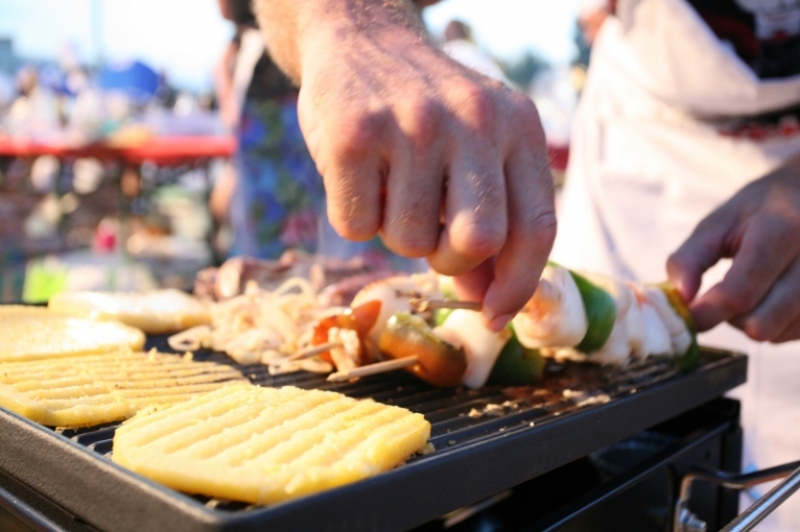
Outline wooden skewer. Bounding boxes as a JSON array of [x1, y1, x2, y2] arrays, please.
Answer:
[[327, 356, 419, 382], [408, 298, 482, 313], [289, 341, 343, 361]]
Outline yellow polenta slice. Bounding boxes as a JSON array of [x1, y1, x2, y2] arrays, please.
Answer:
[[0, 312, 145, 362], [113, 385, 431, 505], [0, 350, 247, 427], [48, 289, 210, 335], [0, 305, 55, 317]]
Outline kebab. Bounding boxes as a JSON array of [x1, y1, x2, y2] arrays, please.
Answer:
[[301, 273, 550, 389], [509, 264, 698, 370], [304, 264, 698, 388]]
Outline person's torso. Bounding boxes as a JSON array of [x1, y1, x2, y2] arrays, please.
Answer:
[[553, 0, 800, 284], [687, 0, 800, 80]]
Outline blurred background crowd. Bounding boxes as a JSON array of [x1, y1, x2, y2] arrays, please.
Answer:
[[0, 0, 589, 303]]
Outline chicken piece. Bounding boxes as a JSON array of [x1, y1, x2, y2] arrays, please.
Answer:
[[435, 310, 511, 389], [642, 286, 693, 356], [351, 274, 441, 349], [512, 264, 588, 349], [327, 327, 362, 373], [578, 273, 644, 365]]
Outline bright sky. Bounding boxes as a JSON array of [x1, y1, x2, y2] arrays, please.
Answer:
[[0, 0, 579, 90], [424, 0, 580, 63]]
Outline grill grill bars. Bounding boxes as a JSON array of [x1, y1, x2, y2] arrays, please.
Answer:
[[0, 338, 747, 532], [54, 340, 724, 510]]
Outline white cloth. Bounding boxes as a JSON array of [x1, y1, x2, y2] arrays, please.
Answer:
[[552, 1, 800, 529], [442, 39, 513, 87]]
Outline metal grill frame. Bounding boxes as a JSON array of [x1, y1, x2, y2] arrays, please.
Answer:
[[0, 346, 746, 532]]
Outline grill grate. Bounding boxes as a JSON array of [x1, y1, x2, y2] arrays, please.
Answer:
[[53, 337, 712, 512], [0, 337, 747, 532], [0, 328, 747, 532]]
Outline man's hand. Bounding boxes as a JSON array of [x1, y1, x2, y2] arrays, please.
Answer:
[[255, 0, 556, 330], [667, 162, 800, 342]]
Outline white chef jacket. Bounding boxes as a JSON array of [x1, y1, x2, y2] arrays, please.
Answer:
[[551, 1, 800, 529]]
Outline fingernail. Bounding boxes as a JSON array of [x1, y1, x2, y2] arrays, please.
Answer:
[[488, 313, 514, 333]]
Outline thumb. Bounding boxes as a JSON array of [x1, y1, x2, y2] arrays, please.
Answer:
[[452, 258, 494, 303], [666, 219, 729, 303]]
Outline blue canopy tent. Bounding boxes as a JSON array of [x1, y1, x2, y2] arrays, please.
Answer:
[[97, 60, 159, 101]]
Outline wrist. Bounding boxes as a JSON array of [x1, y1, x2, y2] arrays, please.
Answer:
[[295, 0, 427, 79]]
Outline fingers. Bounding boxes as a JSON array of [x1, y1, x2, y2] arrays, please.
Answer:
[[298, 36, 557, 321], [666, 212, 731, 303], [380, 102, 446, 257], [316, 109, 387, 242], [482, 125, 556, 330], [729, 258, 800, 342], [773, 316, 800, 343], [689, 216, 800, 331], [426, 145, 508, 276], [453, 259, 495, 303], [425, 81, 509, 277]]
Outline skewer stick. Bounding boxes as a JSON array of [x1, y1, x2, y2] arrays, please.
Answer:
[[289, 341, 342, 361], [327, 356, 419, 382], [408, 298, 482, 313]]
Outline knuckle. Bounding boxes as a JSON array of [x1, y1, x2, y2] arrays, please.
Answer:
[[331, 211, 378, 242], [665, 253, 683, 274], [718, 287, 759, 316], [401, 99, 442, 145], [383, 205, 439, 258], [507, 96, 546, 141], [452, 219, 506, 259], [331, 110, 389, 161], [743, 317, 778, 342], [453, 84, 496, 131], [326, 185, 379, 242], [385, 231, 438, 258], [512, 204, 557, 244], [526, 210, 558, 246], [512, 96, 542, 126]]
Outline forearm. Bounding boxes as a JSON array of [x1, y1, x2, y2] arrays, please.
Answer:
[[252, 0, 427, 84]]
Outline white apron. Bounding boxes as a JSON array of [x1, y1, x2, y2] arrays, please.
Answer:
[[552, 1, 800, 529]]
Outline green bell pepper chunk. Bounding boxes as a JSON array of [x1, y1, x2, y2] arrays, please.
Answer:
[[570, 270, 617, 354], [656, 282, 700, 372], [489, 327, 545, 385], [435, 308, 454, 327]]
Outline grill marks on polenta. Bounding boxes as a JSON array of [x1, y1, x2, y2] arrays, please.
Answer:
[[112, 385, 431, 505], [0, 350, 247, 427]]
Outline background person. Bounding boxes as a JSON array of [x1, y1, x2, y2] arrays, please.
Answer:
[[441, 20, 511, 87], [552, 1, 800, 529], [213, 0, 323, 260], [213, 0, 425, 271]]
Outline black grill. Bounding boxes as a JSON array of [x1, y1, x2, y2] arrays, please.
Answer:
[[0, 339, 747, 532]]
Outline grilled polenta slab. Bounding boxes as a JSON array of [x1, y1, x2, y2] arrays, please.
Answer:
[[48, 289, 211, 335], [0, 350, 247, 427], [0, 311, 145, 362], [113, 385, 431, 504], [0, 305, 57, 317]]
